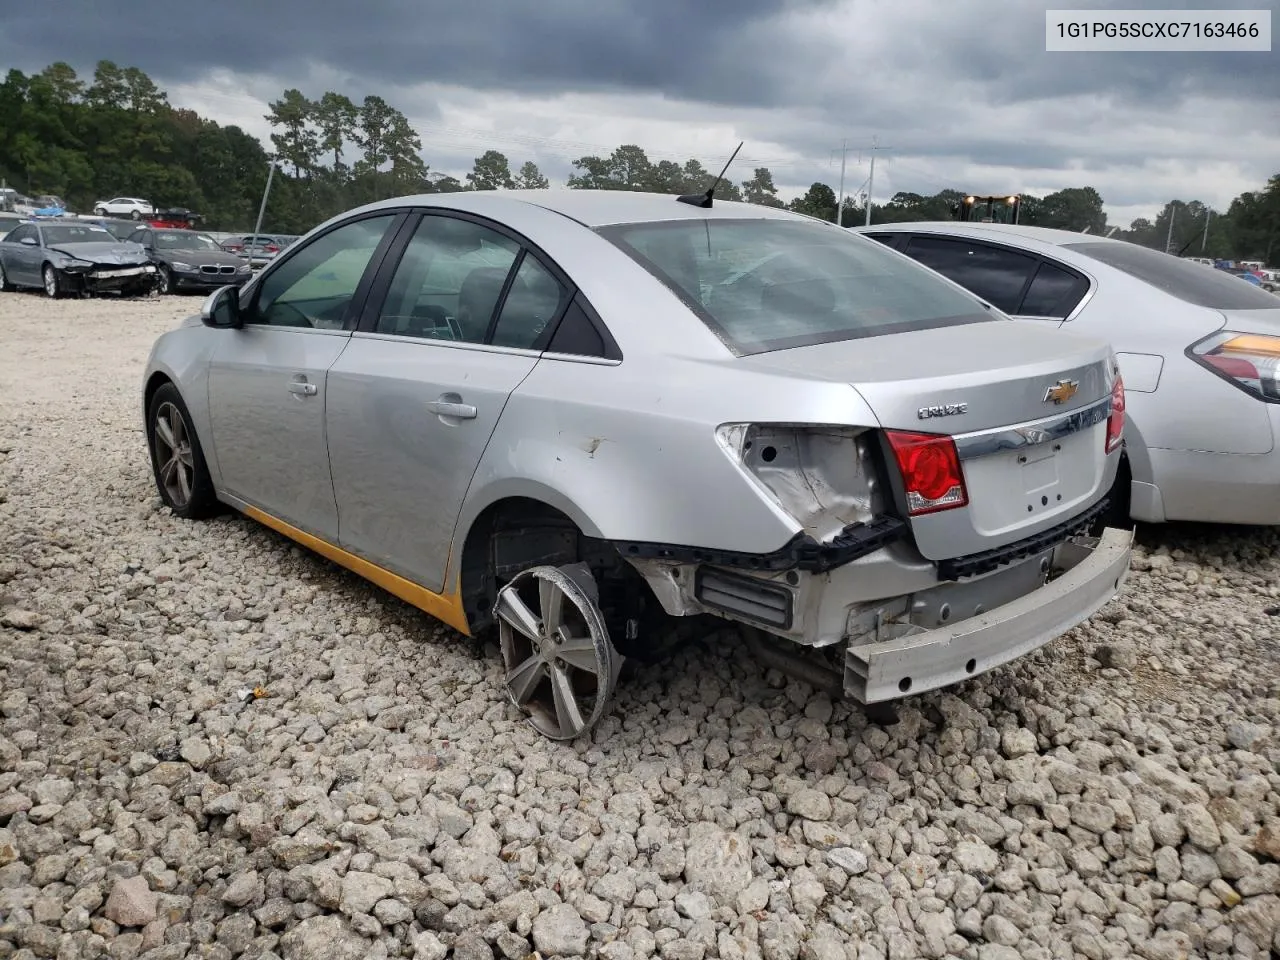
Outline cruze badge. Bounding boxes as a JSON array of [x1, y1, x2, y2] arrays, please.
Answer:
[[1043, 379, 1079, 405], [918, 402, 968, 419]]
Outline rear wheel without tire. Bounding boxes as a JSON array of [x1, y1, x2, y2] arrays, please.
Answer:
[[146, 383, 219, 519], [495, 563, 623, 741]]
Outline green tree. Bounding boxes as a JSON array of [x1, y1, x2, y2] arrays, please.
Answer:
[[265, 89, 318, 178], [468, 149, 514, 190], [1226, 175, 1280, 263], [314, 91, 358, 169], [568, 144, 654, 190], [513, 160, 549, 189], [38, 63, 83, 105], [790, 182, 837, 221], [741, 167, 783, 207], [1034, 187, 1106, 233]]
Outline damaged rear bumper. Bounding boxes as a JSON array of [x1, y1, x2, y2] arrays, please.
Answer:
[[844, 525, 1133, 703]]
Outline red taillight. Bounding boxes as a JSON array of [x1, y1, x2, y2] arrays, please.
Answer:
[[266, 244, 279, 252], [1105, 374, 1125, 453], [886, 431, 969, 516]]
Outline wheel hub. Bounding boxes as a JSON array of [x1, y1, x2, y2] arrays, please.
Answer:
[[494, 563, 623, 741]]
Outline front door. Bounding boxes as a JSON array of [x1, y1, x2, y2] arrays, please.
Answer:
[[206, 213, 400, 541], [326, 213, 570, 590]]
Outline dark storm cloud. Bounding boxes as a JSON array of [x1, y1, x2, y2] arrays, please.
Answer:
[[0, 0, 836, 108]]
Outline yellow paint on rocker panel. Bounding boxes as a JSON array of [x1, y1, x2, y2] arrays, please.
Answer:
[[241, 506, 472, 635]]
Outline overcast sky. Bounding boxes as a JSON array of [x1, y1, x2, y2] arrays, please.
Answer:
[[2, 0, 1276, 226]]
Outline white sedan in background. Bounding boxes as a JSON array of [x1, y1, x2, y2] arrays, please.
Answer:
[[856, 222, 1280, 527], [93, 197, 155, 220]]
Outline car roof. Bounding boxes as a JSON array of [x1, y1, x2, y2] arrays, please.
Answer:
[[850, 220, 1126, 249], [357, 188, 812, 228]]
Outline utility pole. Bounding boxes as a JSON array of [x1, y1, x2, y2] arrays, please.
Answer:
[[832, 139, 853, 226], [251, 160, 276, 262], [1202, 209, 1211, 252], [1164, 204, 1176, 254], [864, 138, 892, 227]]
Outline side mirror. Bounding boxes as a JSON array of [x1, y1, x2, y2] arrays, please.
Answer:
[[20, 237, 36, 246], [201, 285, 243, 329]]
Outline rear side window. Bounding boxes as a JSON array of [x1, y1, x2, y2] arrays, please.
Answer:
[[1064, 241, 1280, 310], [1019, 260, 1091, 318], [902, 235, 1038, 314], [598, 218, 992, 356]]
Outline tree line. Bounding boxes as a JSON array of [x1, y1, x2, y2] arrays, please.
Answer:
[[0, 61, 1275, 262]]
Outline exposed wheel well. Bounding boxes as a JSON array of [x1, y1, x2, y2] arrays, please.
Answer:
[[144, 372, 174, 417], [458, 496, 668, 654]]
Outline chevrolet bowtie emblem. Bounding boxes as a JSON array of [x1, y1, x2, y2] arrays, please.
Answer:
[[1043, 379, 1079, 405]]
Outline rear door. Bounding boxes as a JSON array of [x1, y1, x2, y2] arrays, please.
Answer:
[[205, 211, 403, 541], [325, 211, 572, 591]]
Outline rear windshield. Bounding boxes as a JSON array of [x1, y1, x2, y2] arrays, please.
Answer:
[[1064, 241, 1279, 310], [598, 218, 994, 355]]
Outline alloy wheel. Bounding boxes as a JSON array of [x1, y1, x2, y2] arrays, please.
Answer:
[[495, 563, 622, 741], [43, 266, 59, 298], [153, 401, 195, 507]]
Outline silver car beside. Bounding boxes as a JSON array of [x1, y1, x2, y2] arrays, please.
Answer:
[[0, 221, 156, 297], [856, 222, 1280, 526], [141, 191, 1132, 740]]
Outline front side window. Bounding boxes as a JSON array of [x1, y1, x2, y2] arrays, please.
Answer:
[[1064, 241, 1280, 310], [5, 225, 35, 244], [249, 214, 395, 329], [599, 218, 993, 355], [375, 216, 520, 342], [901, 235, 1038, 314]]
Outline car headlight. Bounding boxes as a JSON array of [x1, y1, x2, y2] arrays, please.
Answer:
[[61, 259, 93, 272], [171, 261, 194, 271]]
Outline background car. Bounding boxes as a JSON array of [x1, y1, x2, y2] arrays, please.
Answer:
[[93, 197, 155, 219], [128, 226, 251, 293], [79, 216, 145, 241], [855, 221, 1280, 527], [0, 220, 155, 297], [219, 233, 282, 268], [0, 214, 26, 241], [142, 190, 1131, 741]]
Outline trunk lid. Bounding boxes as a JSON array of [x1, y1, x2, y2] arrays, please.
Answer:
[[740, 320, 1120, 561]]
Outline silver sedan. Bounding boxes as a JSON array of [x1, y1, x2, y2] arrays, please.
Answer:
[[142, 191, 1132, 740]]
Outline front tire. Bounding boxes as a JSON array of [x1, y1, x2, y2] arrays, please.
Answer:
[[146, 383, 219, 519], [94, 206, 107, 216], [43, 264, 63, 299], [155, 264, 172, 295], [131, 209, 143, 220]]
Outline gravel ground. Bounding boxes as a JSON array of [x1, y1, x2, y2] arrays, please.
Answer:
[[1, 291, 1279, 960]]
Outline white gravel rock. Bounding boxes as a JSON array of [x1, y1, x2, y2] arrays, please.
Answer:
[[1, 295, 1278, 960]]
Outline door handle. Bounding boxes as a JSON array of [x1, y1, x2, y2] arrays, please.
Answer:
[[425, 399, 478, 420], [288, 381, 318, 396]]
